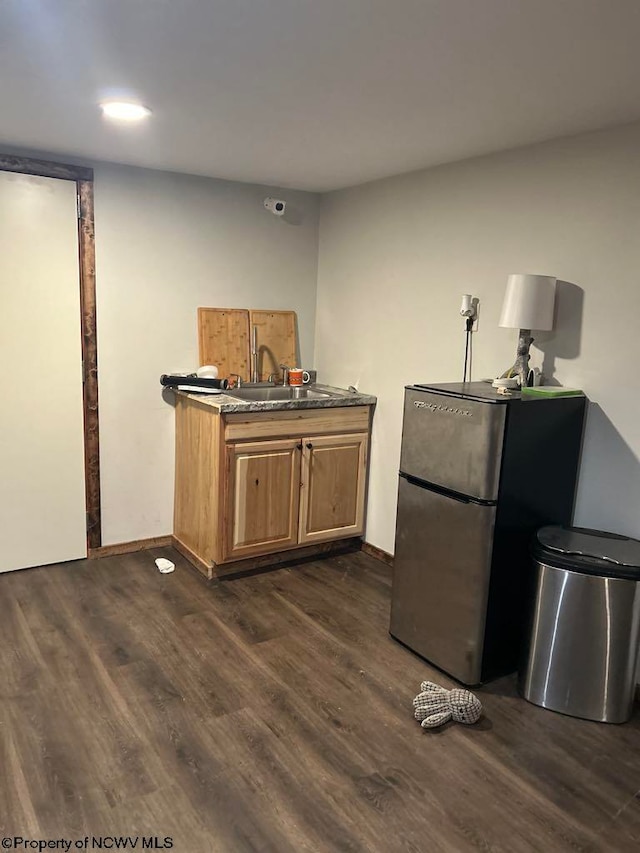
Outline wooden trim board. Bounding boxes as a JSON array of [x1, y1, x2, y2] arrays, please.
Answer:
[[92, 536, 393, 574], [172, 535, 214, 579], [361, 541, 394, 567], [174, 533, 362, 581], [214, 537, 362, 579], [77, 178, 101, 549], [0, 154, 93, 182], [89, 536, 173, 559]]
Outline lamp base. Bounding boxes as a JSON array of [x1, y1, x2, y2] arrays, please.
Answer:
[[515, 328, 533, 388], [498, 328, 533, 388]]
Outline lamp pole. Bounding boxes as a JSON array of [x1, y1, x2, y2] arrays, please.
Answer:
[[516, 328, 533, 388]]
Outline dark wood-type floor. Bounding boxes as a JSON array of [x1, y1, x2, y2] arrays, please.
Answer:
[[1, 548, 639, 852]]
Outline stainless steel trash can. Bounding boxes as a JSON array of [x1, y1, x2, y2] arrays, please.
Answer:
[[520, 526, 640, 723]]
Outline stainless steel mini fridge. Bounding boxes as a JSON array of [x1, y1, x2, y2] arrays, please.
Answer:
[[389, 382, 586, 685]]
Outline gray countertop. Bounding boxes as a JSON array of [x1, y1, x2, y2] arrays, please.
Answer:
[[171, 383, 377, 414]]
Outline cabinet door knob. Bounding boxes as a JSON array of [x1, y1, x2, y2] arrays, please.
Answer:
[[297, 442, 303, 450], [306, 442, 313, 450]]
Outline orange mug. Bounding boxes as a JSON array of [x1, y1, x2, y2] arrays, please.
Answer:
[[288, 368, 311, 386]]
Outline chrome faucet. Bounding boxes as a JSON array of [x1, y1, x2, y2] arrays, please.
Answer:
[[279, 364, 290, 386], [251, 325, 259, 383]]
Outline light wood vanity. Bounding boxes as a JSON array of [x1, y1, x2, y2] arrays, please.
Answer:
[[172, 391, 375, 578]]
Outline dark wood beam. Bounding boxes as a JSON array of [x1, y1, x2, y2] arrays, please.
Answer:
[[0, 153, 93, 182]]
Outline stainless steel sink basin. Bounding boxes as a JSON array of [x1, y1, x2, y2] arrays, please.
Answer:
[[226, 385, 337, 402]]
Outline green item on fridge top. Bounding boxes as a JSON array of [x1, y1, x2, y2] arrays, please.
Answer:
[[521, 386, 584, 398]]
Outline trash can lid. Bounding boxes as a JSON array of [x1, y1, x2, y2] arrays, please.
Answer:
[[534, 526, 640, 580]]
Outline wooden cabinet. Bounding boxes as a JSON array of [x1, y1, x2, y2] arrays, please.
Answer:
[[299, 433, 368, 544], [224, 439, 301, 560], [173, 397, 373, 578]]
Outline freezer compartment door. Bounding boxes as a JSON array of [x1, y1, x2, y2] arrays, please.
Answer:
[[390, 475, 496, 684], [400, 388, 506, 501]]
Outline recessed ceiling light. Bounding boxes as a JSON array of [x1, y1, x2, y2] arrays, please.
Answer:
[[100, 101, 152, 121]]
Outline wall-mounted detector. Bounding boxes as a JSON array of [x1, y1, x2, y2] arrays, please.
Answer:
[[264, 197, 286, 216]]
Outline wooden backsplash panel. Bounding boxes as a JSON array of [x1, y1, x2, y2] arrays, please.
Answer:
[[198, 308, 250, 380], [249, 310, 298, 381]]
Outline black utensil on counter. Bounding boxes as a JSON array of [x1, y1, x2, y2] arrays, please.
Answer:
[[160, 374, 229, 390]]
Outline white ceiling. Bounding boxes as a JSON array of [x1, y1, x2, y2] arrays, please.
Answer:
[[2, 1, 640, 191]]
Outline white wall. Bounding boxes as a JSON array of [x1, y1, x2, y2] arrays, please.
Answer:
[[315, 121, 640, 554], [94, 163, 319, 544]]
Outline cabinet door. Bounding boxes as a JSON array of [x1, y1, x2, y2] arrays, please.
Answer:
[[299, 432, 368, 544], [223, 439, 301, 560]]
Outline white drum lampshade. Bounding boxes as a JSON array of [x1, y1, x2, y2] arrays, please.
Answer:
[[499, 274, 556, 331], [498, 274, 556, 388]]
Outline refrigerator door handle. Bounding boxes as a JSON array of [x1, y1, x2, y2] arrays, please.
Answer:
[[403, 473, 470, 502], [400, 472, 496, 506]]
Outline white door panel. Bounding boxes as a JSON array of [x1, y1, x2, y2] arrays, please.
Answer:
[[0, 172, 87, 571]]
